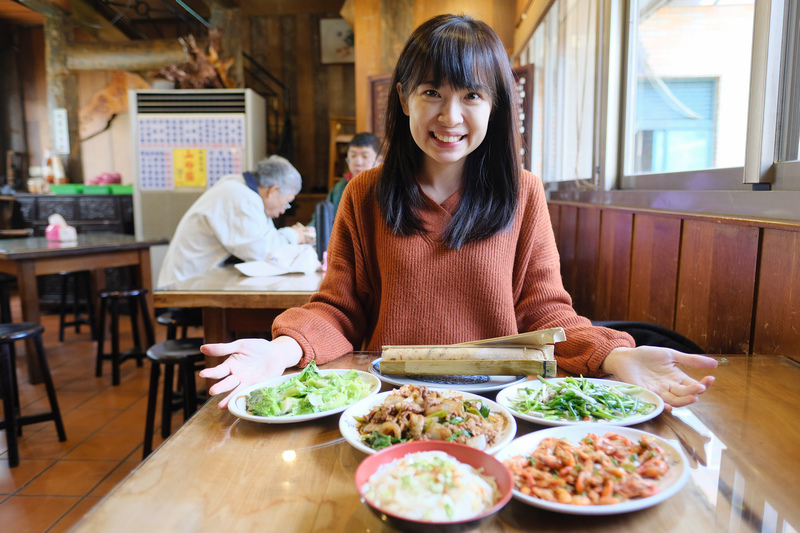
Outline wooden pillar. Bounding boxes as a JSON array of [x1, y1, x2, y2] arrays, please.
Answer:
[[44, 15, 82, 182], [209, 6, 244, 88]]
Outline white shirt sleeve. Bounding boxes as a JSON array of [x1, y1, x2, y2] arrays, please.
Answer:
[[205, 180, 293, 262]]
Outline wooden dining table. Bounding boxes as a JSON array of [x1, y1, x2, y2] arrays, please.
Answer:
[[71, 353, 799, 532], [153, 266, 324, 343], [0, 233, 167, 383]]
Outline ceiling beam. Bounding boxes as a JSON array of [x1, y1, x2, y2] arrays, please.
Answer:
[[66, 39, 194, 71]]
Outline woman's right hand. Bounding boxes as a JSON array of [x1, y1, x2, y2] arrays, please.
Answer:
[[199, 336, 303, 409]]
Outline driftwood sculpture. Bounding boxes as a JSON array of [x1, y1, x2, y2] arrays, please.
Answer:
[[156, 29, 236, 89]]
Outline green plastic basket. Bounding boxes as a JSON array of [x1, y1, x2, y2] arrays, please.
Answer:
[[50, 184, 83, 194], [82, 185, 111, 195], [109, 184, 133, 195]]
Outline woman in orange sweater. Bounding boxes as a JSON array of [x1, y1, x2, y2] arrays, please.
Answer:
[[200, 14, 716, 410]]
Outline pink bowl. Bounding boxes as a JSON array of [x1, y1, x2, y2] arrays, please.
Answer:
[[355, 440, 513, 532]]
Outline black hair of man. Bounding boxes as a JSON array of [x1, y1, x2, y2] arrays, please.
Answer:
[[349, 132, 380, 154]]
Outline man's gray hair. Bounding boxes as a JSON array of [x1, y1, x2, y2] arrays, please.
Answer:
[[254, 155, 302, 194]]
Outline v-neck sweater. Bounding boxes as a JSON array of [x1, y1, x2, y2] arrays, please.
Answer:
[[272, 166, 634, 376]]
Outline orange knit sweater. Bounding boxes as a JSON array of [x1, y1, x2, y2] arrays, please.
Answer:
[[272, 167, 634, 376]]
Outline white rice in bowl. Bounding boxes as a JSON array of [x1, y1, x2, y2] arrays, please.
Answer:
[[362, 450, 501, 522]]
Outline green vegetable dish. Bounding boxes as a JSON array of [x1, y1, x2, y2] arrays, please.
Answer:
[[245, 362, 373, 417], [509, 376, 655, 422]]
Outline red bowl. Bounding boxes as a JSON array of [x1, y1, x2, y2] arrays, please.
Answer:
[[355, 440, 513, 532]]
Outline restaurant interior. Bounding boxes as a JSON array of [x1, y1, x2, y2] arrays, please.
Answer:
[[0, 0, 799, 532]]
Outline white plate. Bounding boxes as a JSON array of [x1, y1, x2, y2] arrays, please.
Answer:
[[228, 369, 381, 424], [495, 378, 664, 427], [494, 425, 690, 515], [369, 357, 527, 393], [339, 387, 517, 455]]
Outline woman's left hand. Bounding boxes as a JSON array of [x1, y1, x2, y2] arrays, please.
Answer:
[[602, 346, 718, 411]]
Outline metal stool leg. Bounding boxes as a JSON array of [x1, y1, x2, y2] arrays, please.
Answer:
[[83, 272, 97, 341], [138, 291, 155, 348], [181, 359, 199, 420], [58, 274, 69, 342], [161, 363, 174, 439], [143, 359, 160, 459], [110, 298, 121, 386], [0, 344, 19, 467], [128, 296, 144, 367], [32, 333, 66, 441], [95, 295, 107, 377]]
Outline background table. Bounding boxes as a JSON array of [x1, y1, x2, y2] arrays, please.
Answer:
[[0, 234, 167, 382], [154, 266, 323, 343], [72, 354, 800, 532]]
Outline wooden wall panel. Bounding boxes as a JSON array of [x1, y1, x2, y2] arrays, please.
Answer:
[[557, 205, 578, 300], [250, 11, 354, 192], [595, 210, 633, 321], [675, 220, 759, 354], [753, 228, 800, 357], [547, 202, 559, 241], [628, 213, 681, 328], [573, 207, 600, 319]]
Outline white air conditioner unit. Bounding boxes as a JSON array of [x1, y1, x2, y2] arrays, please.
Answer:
[[129, 89, 267, 285]]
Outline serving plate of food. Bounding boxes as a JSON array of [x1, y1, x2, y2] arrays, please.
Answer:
[[339, 384, 517, 455], [495, 376, 663, 426], [370, 358, 527, 393], [227, 362, 381, 424], [355, 440, 513, 532], [493, 425, 690, 515]]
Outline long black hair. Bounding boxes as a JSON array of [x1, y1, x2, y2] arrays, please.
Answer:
[[378, 14, 521, 249]]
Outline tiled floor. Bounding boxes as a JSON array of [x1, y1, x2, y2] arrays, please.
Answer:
[[0, 295, 201, 532]]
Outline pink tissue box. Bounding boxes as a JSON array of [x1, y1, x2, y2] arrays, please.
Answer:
[[45, 224, 77, 241]]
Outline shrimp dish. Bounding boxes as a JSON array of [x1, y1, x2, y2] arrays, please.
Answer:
[[503, 431, 671, 505], [355, 384, 507, 451]]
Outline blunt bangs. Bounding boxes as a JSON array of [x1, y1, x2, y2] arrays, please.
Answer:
[[400, 18, 499, 103]]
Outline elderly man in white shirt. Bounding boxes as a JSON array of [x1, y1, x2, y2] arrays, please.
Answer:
[[157, 155, 306, 288]]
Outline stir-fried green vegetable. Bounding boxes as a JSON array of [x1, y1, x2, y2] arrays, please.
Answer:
[[509, 376, 655, 421], [245, 362, 372, 417]]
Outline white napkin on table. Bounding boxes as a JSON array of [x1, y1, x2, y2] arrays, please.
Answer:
[[235, 244, 321, 277]]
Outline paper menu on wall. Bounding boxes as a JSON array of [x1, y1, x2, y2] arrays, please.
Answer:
[[137, 115, 244, 191]]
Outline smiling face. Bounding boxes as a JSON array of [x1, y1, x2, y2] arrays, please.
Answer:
[[398, 81, 493, 177]]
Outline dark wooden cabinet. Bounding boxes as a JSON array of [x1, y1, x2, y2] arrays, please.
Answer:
[[14, 193, 134, 306], [15, 193, 134, 236]]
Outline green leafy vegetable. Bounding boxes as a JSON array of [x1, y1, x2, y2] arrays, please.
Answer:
[[509, 376, 655, 421], [245, 362, 372, 417]]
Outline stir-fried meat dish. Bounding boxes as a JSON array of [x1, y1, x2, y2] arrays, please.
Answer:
[[355, 384, 506, 450]]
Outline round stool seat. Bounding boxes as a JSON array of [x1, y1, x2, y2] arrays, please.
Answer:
[[0, 322, 45, 342], [147, 338, 205, 362], [99, 287, 148, 298]]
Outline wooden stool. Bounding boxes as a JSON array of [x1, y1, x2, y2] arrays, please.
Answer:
[[156, 308, 202, 341], [142, 338, 205, 458], [58, 270, 96, 341], [0, 322, 67, 468], [96, 287, 155, 386]]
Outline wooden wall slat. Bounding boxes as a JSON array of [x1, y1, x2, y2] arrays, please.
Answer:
[[547, 202, 559, 241], [675, 220, 759, 354], [753, 228, 800, 357], [573, 207, 600, 319], [628, 213, 681, 329], [557, 205, 578, 300], [595, 211, 633, 321]]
